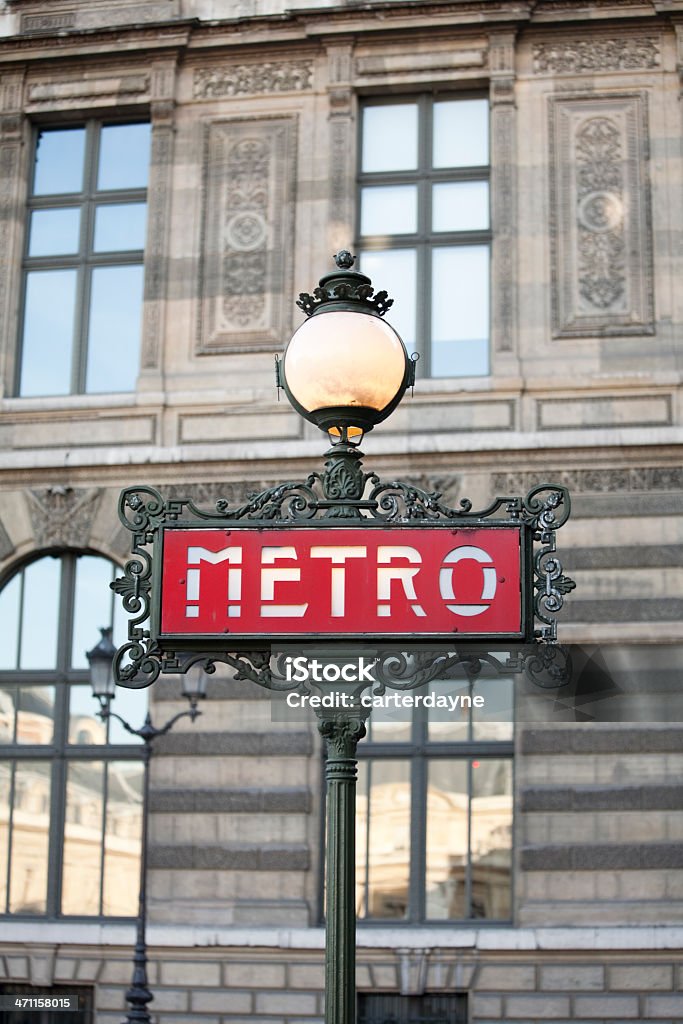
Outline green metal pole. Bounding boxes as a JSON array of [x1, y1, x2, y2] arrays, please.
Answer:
[[318, 713, 367, 1024]]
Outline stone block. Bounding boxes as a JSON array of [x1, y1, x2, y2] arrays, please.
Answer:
[[370, 965, 398, 988], [256, 993, 318, 1015], [289, 963, 325, 989], [151, 988, 190, 1012], [96, 987, 127, 1011], [191, 990, 253, 1013], [574, 994, 640, 1017], [540, 965, 604, 991], [644, 995, 683, 1017], [471, 994, 503, 1018], [5, 958, 29, 980], [53, 959, 77, 981], [476, 965, 536, 991], [160, 961, 220, 987], [224, 962, 286, 988], [75, 960, 101, 982], [505, 994, 571, 1018], [609, 965, 673, 991], [98, 960, 137, 984], [357, 965, 373, 988]]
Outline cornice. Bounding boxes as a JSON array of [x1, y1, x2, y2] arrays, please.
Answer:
[[0, 19, 196, 64]]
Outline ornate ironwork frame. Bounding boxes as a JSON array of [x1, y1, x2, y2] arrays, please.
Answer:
[[110, 449, 575, 691]]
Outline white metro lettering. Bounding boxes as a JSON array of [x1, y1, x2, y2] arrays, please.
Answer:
[[186, 546, 242, 618], [260, 546, 308, 617], [376, 545, 426, 617], [310, 546, 367, 617], [439, 545, 497, 617]]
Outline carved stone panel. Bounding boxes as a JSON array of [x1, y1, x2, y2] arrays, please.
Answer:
[[533, 37, 660, 75], [26, 487, 101, 550], [549, 94, 653, 338], [197, 117, 297, 354]]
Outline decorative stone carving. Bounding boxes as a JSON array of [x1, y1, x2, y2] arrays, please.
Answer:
[[26, 487, 101, 549], [491, 467, 683, 495], [0, 70, 25, 395], [326, 42, 355, 251], [197, 117, 297, 354], [0, 517, 15, 561], [549, 94, 653, 337], [193, 62, 313, 100], [489, 31, 517, 354], [27, 76, 148, 107], [533, 37, 660, 74], [141, 59, 176, 370]]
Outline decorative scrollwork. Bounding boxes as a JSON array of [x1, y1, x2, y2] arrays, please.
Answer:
[[369, 479, 473, 521]]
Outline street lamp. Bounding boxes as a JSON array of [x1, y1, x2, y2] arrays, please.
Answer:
[[86, 629, 206, 1024], [277, 252, 415, 1024]]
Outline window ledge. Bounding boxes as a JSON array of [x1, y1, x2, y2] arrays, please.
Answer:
[[2, 921, 683, 951]]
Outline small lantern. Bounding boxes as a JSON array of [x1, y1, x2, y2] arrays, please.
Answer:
[[86, 626, 117, 703]]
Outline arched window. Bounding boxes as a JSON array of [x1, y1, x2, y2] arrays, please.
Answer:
[[0, 552, 146, 918]]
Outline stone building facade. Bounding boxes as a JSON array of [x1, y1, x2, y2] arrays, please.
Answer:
[[0, 0, 682, 1022]]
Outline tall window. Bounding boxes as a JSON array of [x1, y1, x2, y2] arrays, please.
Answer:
[[355, 674, 513, 922], [17, 121, 151, 397], [358, 96, 490, 378], [0, 553, 146, 918]]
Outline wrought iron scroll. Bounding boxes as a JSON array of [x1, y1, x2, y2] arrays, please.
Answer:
[[110, 469, 575, 689]]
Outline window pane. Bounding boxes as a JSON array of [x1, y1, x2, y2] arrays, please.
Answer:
[[360, 185, 417, 237], [426, 760, 468, 919], [16, 686, 55, 745], [431, 246, 489, 377], [71, 556, 115, 669], [471, 759, 512, 919], [433, 99, 488, 168], [366, 698, 412, 743], [19, 558, 60, 670], [362, 104, 418, 172], [94, 202, 147, 253], [9, 761, 51, 914], [85, 264, 143, 393], [33, 128, 85, 195], [107, 687, 146, 745], [432, 181, 489, 232], [0, 761, 9, 910], [68, 685, 106, 746], [20, 269, 77, 396], [0, 573, 21, 670], [358, 760, 411, 919], [0, 689, 15, 743], [359, 249, 417, 354], [97, 123, 151, 190], [28, 208, 81, 257], [62, 761, 104, 915], [427, 680, 470, 742], [102, 761, 142, 915], [472, 677, 514, 741]]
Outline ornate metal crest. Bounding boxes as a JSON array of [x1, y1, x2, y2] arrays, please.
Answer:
[[110, 449, 575, 692]]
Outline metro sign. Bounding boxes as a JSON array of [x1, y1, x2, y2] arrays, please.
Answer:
[[157, 525, 527, 641]]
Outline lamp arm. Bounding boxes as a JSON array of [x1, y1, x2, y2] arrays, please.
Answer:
[[97, 704, 202, 742]]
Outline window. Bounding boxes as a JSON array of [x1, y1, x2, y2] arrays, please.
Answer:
[[358, 96, 490, 378], [0, 553, 146, 918], [355, 674, 513, 922], [358, 993, 467, 1024], [17, 121, 151, 397]]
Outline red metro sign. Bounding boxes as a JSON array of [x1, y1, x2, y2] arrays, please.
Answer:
[[158, 525, 526, 641]]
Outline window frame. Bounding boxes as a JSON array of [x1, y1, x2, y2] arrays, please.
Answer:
[[354, 679, 514, 926], [0, 551, 144, 921], [356, 92, 492, 379], [16, 118, 149, 398]]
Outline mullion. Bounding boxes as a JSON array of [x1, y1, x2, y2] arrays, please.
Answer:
[[74, 123, 98, 394]]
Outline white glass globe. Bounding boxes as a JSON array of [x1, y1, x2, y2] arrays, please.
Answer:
[[284, 311, 407, 416]]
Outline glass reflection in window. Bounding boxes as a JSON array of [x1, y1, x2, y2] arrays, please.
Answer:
[[356, 760, 411, 919], [471, 759, 512, 919], [426, 760, 468, 919], [8, 761, 51, 914]]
